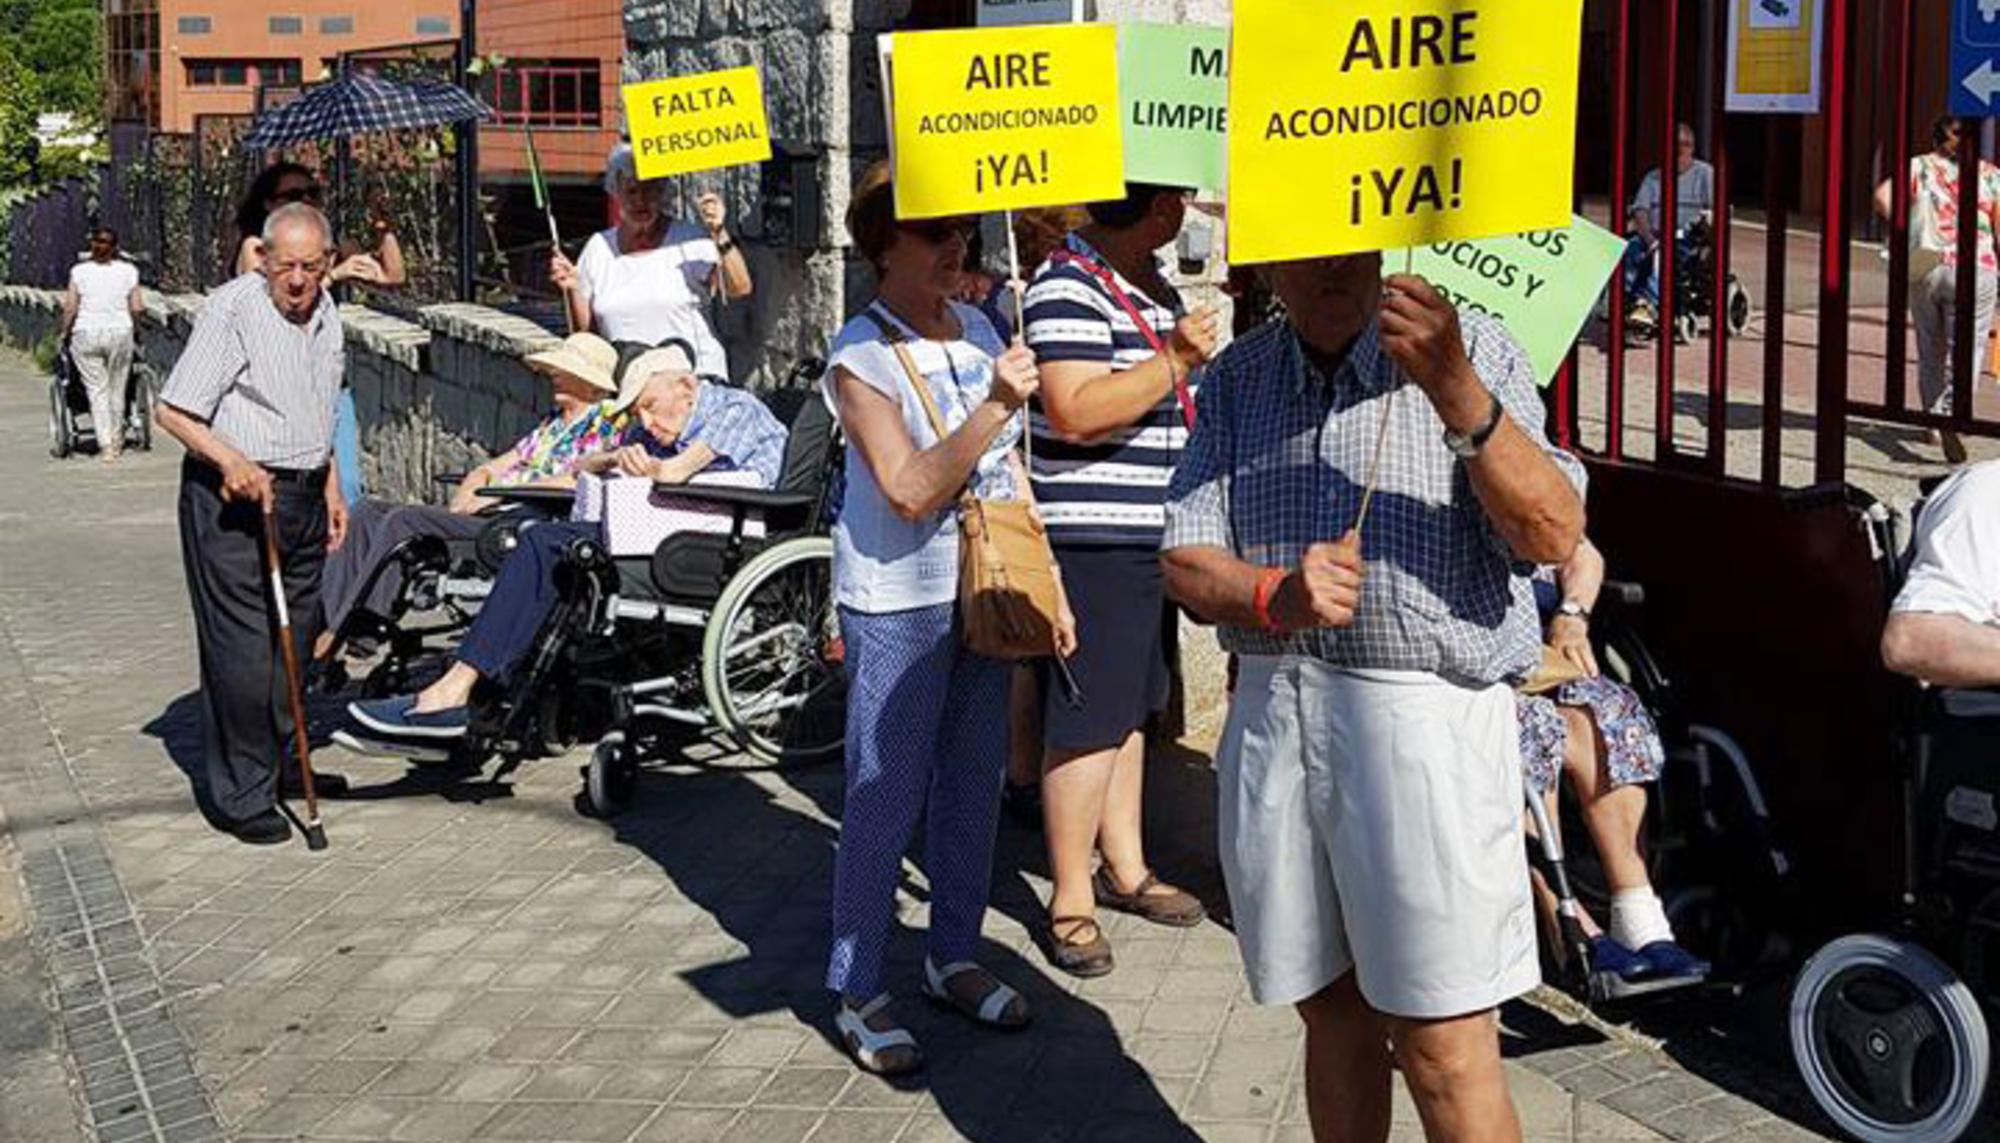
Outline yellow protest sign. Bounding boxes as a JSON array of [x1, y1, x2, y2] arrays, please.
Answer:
[[889, 25, 1125, 219], [1227, 0, 1584, 264], [620, 66, 771, 181]]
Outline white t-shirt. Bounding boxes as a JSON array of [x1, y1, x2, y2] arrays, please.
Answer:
[[69, 258, 140, 335], [1892, 462, 2000, 626], [574, 221, 727, 378], [822, 301, 1019, 614]]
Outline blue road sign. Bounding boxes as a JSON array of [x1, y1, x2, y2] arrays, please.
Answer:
[[1953, 0, 2000, 117]]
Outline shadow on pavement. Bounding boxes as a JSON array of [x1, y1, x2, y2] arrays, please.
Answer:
[[588, 752, 1203, 1142]]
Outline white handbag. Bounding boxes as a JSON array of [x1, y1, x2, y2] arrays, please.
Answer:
[[1896, 158, 1949, 284], [571, 470, 766, 556]]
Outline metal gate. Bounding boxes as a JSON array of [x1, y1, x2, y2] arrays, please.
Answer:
[[1548, 0, 1995, 488]]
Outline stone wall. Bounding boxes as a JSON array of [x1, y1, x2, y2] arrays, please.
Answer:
[[0, 286, 558, 508]]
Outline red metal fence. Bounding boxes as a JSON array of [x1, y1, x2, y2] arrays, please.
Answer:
[[1549, 0, 1999, 488]]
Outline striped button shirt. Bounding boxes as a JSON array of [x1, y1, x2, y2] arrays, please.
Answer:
[[1023, 232, 1191, 547], [1161, 314, 1586, 688], [667, 381, 789, 489], [160, 272, 344, 470]]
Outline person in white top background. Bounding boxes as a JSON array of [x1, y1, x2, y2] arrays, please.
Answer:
[[1882, 460, 2000, 687], [549, 143, 754, 380], [59, 226, 144, 464]]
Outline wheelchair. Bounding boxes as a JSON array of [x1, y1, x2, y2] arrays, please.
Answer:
[[1786, 487, 1999, 1143], [313, 493, 564, 699], [1527, 577, 1795, 1005], [349, 363, 845, 813], [317, 337, 719, 698], [48, 338, 155, 458], [1614, 216, 1754, 346]]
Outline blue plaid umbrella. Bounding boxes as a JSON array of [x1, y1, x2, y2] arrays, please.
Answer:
[[241, 71, 489, 150]]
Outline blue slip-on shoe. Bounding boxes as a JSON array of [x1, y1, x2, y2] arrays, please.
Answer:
[[1633, 940, 1711, 984], [349, 695, 469, 740], [1586, 935, 1651, 981]]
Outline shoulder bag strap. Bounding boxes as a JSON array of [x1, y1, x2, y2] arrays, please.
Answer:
[[862, 307, 953, 445], [1049, 249, 1197, 432]]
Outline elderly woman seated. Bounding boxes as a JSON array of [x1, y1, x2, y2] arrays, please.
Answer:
[[314, 332, 631, 658], [1519, 537, 1709, 988], [347, 354, 787, 739]]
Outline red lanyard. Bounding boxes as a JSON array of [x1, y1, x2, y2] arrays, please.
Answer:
[[1047, 248, 1196, 432]]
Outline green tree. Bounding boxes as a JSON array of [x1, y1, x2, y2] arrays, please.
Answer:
[[22, 3, 102, 120], [0, 45, 40, 186]]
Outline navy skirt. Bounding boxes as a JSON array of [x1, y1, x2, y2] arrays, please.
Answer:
[[1039, 544, 1171, 753]]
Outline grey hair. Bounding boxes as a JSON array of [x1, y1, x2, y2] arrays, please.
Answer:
[[262, 201, 334, 249], [604, 144, 640, 194]]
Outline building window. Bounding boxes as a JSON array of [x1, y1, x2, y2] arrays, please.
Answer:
[[268, 15, 301, 34], [187, 60, 247, 87], [319, 15, 353, 34], [186, 59, 301, 88], [175, 15, 210, 34], [414, 16, 450, 35], [109, 2, 161, 124], [489, 59, 603, 128]]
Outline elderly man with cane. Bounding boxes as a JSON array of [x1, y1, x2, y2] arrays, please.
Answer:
[[1162, 257, 1584, 1143], [156, 202, 350, 846]]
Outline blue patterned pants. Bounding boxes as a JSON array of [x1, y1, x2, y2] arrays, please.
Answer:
[[827, 603, 1009, 1000]]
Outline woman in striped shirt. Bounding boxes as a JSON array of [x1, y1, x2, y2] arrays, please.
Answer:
[[1021, 184, 1222, 976]]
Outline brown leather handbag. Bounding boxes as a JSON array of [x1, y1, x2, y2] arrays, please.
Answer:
[[870, 313, 1065, 661]]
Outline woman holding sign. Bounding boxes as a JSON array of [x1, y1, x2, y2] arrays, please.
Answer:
[[1021, 183, 1221, 977], [550, 143, 753, 379], [819, 162, 1075, 1076]]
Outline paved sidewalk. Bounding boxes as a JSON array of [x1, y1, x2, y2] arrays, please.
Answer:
[[0, 347, 1842, 1143]]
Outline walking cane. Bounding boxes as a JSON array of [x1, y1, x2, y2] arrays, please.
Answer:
[[262, 504, 329, 851]]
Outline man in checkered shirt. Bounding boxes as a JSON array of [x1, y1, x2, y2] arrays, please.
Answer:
[[1163, 257, 1585, 1143]]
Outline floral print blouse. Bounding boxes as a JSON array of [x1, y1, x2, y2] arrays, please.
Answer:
[[490, 400, 632, 486]]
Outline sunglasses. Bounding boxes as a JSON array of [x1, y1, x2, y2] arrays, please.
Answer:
[[898, 216, 977, 245], [274, 185, 323, 204]]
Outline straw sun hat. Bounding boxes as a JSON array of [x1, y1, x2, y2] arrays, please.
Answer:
[[524, 332, 620, 395]]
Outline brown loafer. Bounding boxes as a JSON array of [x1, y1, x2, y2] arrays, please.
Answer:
[[1046, 915, 1114, 978], [1094, 868, 1206, 928]]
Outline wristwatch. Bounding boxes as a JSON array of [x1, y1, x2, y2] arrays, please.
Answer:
[[1555, 599, 1591, 623], [1442, 391, 1505, 459]]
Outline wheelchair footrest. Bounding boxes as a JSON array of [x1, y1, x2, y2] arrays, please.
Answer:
[[1586, 968, 1708, 1005]]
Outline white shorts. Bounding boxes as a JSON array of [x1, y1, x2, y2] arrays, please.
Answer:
[[1216, 656, 1539, 1018]]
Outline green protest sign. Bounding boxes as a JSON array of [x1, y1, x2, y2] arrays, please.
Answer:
[[1392, 215, 1626, 387], [1118, 24, 1228, 191]]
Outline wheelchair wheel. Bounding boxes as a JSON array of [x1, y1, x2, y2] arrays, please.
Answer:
[[48, 379, 75, 459], [125, 365, 154, 451], [1725, 277, 1754, 337], [1790, 933, 1990, 1143], [700, 536, 845, 767], [585, 735, 637, 817]]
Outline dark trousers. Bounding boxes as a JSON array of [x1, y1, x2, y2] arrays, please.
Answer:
[[177, 458, 327, 823], [457, 521, 590, 683]]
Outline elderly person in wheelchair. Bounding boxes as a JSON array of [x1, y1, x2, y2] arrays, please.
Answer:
[[346, 353, 787, 740], [1520, 536, 1709, 992], [313, 332, 634, 664]]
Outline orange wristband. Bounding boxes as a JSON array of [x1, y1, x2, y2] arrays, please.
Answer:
[[1252, 567, 1289, 633]]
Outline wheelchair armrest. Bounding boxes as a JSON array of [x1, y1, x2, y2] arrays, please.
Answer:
[[1933, 687, 2000, 720], [477, 485, 575, 509], [1601, 580, 1645, 607], [650, 482, 817, 513]]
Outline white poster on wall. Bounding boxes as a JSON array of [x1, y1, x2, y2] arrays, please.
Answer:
[[976, 0, 1083, 27]]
